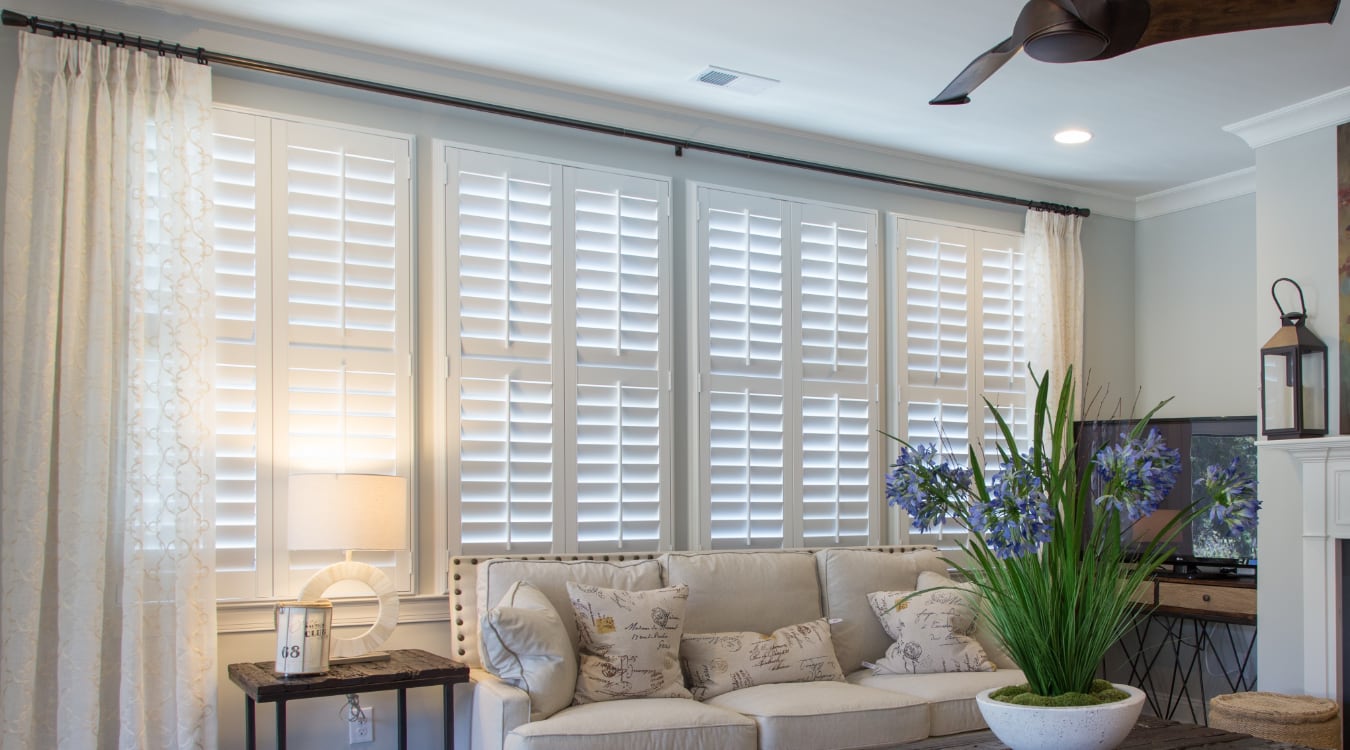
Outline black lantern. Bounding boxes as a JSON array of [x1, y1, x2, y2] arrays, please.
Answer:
[[1260, 278, 1328, 439]]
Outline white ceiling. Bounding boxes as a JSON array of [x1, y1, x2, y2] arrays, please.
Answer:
[[109, 0, 1350, 198]]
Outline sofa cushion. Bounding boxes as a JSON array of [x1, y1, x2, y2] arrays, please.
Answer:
[[504, 698, 757, 750], [917, 570, 1018, 670], [866, 589, 995, 674], [481, 581, 578, 720], [706, 681, 930, 750], [477, 558, 664, 662], [814, 548, 948, 673], [568, 582, 692, 703], [848, 667, 1029, 736], [662, 550, 822, 635], [681, 618, 844, 700]]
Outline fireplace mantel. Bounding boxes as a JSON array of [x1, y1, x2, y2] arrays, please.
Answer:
[[1267, 436, 1350, 701]]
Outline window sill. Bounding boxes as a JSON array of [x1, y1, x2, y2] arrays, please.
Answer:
[[217, 594, 449, 634]]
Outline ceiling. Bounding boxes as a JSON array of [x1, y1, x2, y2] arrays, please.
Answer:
[[107, 0, 1350, 199]]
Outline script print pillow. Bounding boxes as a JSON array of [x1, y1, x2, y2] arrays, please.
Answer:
[[867, 589, 995, 674], [567, 582, 692, 703], [681, 618, 844, 700]]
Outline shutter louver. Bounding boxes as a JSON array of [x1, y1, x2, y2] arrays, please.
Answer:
[[979, 233, 1028, 465]]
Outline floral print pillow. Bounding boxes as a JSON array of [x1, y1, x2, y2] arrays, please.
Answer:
[[866, 589, 995, 674]]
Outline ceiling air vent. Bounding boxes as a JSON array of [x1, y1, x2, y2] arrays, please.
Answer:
[[694, 66, 778, 95]]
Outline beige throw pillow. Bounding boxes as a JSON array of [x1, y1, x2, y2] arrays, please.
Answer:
[[867, 589, 996, 674], [567, 582, 692, 703], [480, 580, 578, 720], [681, 618, 844, 700], [916, 570, 1019, 670]]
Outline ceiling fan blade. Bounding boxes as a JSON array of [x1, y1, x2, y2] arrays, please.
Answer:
[[929, 36, 1022, 105], [1136, 0, 1340, 49]]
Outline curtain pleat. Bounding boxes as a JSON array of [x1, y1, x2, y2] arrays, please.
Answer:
[[1023, 208, 1085, 416]]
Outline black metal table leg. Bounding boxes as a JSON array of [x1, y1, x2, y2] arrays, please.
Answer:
[[276, 700, 287, 750], [244, 696, 256, 750], [398, 687, 408, 750], [443, 684, 453, 750]]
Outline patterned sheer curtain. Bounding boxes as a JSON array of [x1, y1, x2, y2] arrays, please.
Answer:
[[1023, 208, 1085, 418], [1, 33, 216, 749]]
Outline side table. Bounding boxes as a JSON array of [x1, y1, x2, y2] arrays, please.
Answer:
[[227, 648, 469, 750]]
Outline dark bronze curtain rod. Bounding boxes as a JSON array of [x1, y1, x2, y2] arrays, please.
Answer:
[[1, 9, 1089, 218]]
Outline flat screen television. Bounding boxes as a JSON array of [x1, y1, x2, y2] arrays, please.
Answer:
[[1073, 415, 1258, 568]]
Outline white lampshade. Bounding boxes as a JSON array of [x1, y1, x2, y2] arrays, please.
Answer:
[[288, 473, 409, 552]]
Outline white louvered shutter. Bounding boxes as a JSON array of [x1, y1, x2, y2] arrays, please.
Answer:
[[893, 217, 1026, 545], [449, 150, 562, 554], [797, 204, 877, 546], [445, 146, 671, 554], [977, 231, 1028, 465], [567, 169, 670, 551], [701, 189, 788, 548], [212, 109, 273, 600], [698, 187, 879, 549], [211, 110, 414, 599]]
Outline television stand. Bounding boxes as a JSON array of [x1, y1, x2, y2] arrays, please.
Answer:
[[1118, 574, 1257, 725]]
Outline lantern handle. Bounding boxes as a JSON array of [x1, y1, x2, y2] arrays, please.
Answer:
[[1271, 277, 1307, 322]]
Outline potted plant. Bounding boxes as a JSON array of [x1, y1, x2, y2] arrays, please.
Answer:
[[885, 369, 1259, 750]]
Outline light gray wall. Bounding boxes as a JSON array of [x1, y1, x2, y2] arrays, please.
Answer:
[[1082, 213, 1137, 412], [1251, 126, 1341, 696], [0, 1, 1140, 747], [1134, 195, 1258, 418]]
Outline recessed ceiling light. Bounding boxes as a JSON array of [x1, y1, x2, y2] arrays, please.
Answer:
[[1054, 129, 1093, 145]]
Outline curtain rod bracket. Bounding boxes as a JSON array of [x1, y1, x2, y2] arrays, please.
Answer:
[[674, 146, 683, 157]]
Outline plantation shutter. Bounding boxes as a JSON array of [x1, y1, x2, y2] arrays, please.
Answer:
[[797, 204, 877, 546], [445, 146, 671, 553], [567, 169, 670, 551], [697, 186, 878, 549], [211, 109, 414, 599], [893, 216, 1025, 544]]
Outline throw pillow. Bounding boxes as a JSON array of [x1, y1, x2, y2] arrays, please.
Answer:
[[567, 582, 692, 703], [916, 570, 1019, 670], [867, 589, 995, 674], [480, 580, 578, 720], [681, 618, 845, 700]]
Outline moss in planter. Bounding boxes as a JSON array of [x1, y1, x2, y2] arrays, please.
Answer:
[[989, 679, 1129, 707]]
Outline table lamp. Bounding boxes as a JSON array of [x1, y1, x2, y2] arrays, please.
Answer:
[[288, 473, 409, 663]]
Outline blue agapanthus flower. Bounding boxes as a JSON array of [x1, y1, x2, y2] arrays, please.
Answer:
[[970, 459, 1053, 559], [1197, 457, 1260, 534], [885, 443, 973, 533], [1091, 429, 1182, 521]]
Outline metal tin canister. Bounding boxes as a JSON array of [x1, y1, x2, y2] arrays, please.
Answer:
[[274, 600, 333, 675]]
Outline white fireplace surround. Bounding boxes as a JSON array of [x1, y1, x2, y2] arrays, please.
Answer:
[[1273, 436, 1350, 701]]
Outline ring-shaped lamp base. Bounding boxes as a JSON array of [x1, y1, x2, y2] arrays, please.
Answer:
[[297, 559, 399, 662]]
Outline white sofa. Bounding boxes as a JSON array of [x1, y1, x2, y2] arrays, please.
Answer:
[[447, 545, 1027, 750]]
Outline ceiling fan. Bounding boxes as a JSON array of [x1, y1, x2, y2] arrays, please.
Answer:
[[930, 0, 1341, 104]]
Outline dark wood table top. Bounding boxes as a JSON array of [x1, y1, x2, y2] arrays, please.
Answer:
[[227, 648, 469, 703], [900, 715, 1314, 749]]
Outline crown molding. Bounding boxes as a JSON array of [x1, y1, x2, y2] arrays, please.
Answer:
[[1133, 168, 1256, 221], [1223, 86, 1350, 149]]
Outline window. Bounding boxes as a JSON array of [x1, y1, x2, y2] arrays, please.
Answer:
[[441, 145, 672, 554], [891, 216, 1027, 543], [212, 108, 414, 600], [693, 186, 880, 549]]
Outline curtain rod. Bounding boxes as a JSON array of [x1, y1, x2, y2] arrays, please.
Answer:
[[1, 9, 1090, 218]]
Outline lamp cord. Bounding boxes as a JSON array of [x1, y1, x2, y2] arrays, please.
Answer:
[[340, 693, 368, 725]]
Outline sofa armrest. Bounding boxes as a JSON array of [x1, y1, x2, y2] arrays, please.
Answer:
[[466, 669, 532, 750]]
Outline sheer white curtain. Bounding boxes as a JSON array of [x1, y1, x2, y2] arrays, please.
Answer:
[[1, 33, 216, 749], [1023, 208, 1084, 417]]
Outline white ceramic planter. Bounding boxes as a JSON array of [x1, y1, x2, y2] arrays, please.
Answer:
[[975, 683, 1146, 750]]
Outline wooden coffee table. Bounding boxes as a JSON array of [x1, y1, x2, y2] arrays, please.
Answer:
[[900, 715, 1315, 749]]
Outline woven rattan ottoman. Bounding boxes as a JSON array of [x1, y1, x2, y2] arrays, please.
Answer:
[[1209, 692, 1340, 749]]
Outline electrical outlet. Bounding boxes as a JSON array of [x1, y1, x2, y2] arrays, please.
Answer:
[[348, 707, 374, 745]]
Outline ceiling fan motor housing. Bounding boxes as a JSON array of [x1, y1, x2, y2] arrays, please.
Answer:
[[1024, 21, 1109, 62]]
